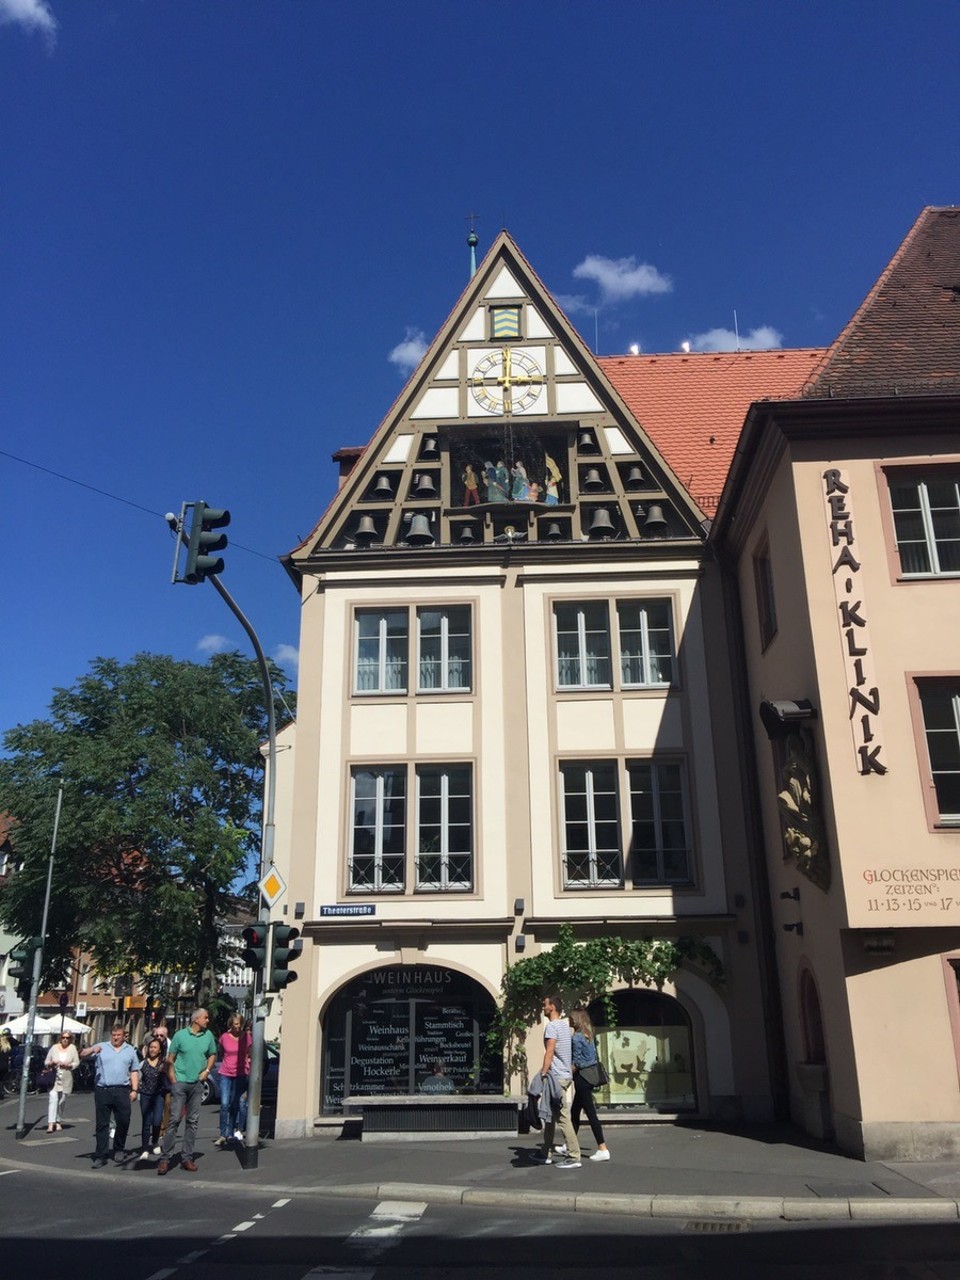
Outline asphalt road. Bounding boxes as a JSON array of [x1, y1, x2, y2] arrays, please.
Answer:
[[4, 1162, 960, 1279]]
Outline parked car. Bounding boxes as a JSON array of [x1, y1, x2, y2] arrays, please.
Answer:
[[202, 1041, 279, 1106]]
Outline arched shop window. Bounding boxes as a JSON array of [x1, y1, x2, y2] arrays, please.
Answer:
[[321, 966, 503, 1114], [587, 989, 696, 1112]]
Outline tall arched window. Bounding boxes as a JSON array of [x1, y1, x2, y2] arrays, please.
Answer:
[[799, 969, 826, 1064]]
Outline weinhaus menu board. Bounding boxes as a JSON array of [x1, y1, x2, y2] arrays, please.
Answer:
[[321, 965, 502, 1111]]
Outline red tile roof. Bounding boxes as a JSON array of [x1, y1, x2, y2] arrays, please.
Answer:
[[601, 348, 824, 514], [803, 207, 960, 399]]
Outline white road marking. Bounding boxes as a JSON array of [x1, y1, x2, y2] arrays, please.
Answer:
[[272, 1197, 291, 1207], [176, 1250, 208, 1264], [349, 1224, 406, 1241], [0, 1169, 17, 1176], [371, 1200, 427, 1221], [144, 1270, 178, 1280], [214, 1234, 237, 1244], [232, 1221, 256, 1232]]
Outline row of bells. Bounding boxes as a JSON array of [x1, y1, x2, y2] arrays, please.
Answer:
[[371, 463, 648, 500], [352, 504, 669, 544]]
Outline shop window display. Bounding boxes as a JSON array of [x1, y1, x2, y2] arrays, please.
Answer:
[[321, 966, 502, 1114], [586, 988, 695, 1112]]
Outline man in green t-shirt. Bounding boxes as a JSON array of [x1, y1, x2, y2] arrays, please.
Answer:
[[157, 1007, 216, 1175]]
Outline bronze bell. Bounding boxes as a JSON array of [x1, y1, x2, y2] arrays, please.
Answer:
[[586, 507, 615, 539], [354, 515, 378, 542], [373, 474, 394, 498], [544, 522, 564, 541], [578, 430, 596, 452], [583, 468, 605, 490], [459, 523, 477, 544], [407, 514, 434, 544], [626, 465, 645, 488], [415, 472, 437, 497], [643, 504, 669, 534], [420, 437, 439, 458]]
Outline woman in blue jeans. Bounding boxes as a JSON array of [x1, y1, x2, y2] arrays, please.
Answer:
[[215, 1014, 250, 1146], [137, 1037, 168, 1159]]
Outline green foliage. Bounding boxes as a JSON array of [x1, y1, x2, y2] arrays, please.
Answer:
[[492, 923, 723, 1078], [0, 651, 294, 1001]]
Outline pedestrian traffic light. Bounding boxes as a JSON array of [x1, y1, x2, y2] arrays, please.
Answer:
[[183, 501, 230, 584], [240, 924, 269, 974], [268, 923, 302, 992], [9, 936, 41, 1001]]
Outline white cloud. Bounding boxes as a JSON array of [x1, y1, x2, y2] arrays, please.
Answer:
[[572, 254, 672, 304], [273, 643, 299, 670], [685, 324, 783, 353], [553, 292, 593, 317], [0, 0, 57, 38], [197, 633, 230, 654], [388, 327, 428, 375]]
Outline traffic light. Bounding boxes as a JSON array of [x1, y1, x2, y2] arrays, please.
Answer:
[[9, 936, 41, 1001], [183, 501, 230, 584], [268, 923, 302, 992], [240, 924, 269, 974]]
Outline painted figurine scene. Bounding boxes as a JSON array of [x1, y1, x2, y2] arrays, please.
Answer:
[[453, 435, 566, 508]]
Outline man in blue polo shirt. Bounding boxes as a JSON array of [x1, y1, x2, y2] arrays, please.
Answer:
[[157, 1007, 216, 1175], [79, 1023, 140, 1168]]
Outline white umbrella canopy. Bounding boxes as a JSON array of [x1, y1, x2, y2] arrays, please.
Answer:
[[43, 1015, 94, 1036], [2, 1014, 59, 1036]]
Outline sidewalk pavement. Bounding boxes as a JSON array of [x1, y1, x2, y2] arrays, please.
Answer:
[[5, 1094, 960, 1222]]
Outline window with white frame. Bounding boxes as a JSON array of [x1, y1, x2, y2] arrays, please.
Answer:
[[354, 610, 409, 693], [560, 758, 692, 890], [416, 764, 473, 890], [554, 599, 675, 690], [617, 600, 674, 686], [418, 606, 472, 692], [354, 605, 472, 694], [628, 760, 692, 884], [349, 767, 407, 891], [917, 680, 960, 824], [349, 763, 474, 893], [889, 472, 960, 576], [555, 602, 611, 688], [560, 762, 622, 887]]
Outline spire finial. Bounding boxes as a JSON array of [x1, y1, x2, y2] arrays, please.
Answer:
[[466, 212, 479, 278]]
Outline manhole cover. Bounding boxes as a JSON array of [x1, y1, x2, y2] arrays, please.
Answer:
[[684, 1220, 749, 1233]]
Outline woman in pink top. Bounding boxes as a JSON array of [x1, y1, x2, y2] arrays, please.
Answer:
[[215, 1014, 251, 1146]]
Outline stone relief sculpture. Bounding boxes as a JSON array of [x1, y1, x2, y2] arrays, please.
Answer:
[[777, 729, 831, 891]]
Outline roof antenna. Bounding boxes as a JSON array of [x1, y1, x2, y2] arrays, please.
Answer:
[[733, 309, 741, 352], [466, 213, 479, 279]]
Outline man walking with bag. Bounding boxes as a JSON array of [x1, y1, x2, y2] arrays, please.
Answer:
[[157, 1007, 216, 1175], [531, 993, 581, 1169]]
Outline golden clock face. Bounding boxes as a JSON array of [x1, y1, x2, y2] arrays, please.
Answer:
[[470, 347, 544, 416]]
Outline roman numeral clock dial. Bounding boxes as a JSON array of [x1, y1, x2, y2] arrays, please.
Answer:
[[470, 347, 544, 416]]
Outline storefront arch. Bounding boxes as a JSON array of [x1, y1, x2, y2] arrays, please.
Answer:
[[320, 964, 503, 1114], [587, 986, 697, 1112]]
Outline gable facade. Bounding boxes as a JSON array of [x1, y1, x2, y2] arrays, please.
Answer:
[[275, 234, 780, 1136]]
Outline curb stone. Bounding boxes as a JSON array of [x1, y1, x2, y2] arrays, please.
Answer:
[[4, 1154, 960, 1223], [317, 1182, 960, 1223], [847, 1198, 958, 1221]]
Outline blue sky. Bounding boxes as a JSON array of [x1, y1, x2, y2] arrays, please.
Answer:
[[2, 0, 958, 734]]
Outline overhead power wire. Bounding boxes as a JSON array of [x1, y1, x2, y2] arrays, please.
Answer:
[[0, 447, 278, 564]]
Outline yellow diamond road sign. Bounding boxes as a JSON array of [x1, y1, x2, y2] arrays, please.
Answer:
[[259, 865, 286, 907]]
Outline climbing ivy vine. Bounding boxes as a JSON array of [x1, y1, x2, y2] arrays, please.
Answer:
[[492, 924, 724, 1079]]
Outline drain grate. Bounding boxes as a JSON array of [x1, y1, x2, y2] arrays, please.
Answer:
[[685, 1219, 749, 1233]]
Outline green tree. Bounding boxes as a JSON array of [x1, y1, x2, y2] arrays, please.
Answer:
[[0, 651, 294, 1003]]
